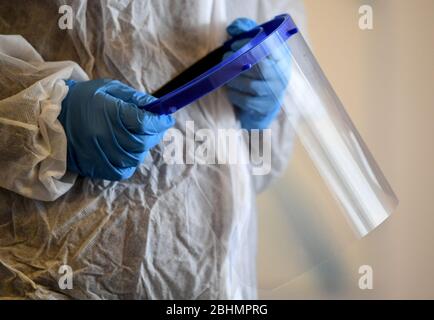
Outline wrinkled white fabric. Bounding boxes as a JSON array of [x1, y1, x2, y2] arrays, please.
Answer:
[[0, 35, 88, 201], [0, 0, 305, 299]]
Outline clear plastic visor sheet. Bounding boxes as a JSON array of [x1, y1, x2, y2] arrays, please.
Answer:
[[230, 32, 398, 292]]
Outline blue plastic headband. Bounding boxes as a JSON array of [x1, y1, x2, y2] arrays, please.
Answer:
[[143, 14, 298, 115]]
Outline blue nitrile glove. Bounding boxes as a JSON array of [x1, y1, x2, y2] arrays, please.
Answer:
[[58, 79, 174, 180], [223, 18, 290, 130]]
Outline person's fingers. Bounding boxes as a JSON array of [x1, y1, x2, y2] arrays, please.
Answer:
[[95, 91, 173, 156], [141, 131, 166, 152], [226, 18, 257, 36], [119, 102, 175, 135], [104, 80, 158, 110], [223, 54, 287, 84], [241, 59, 289, 82], [117, 131, 149, 154], [93, 137, 137, 180], [226, 87, 280, 115], [93, 101, 145, 168], [104, 80, 150, 105], [134, 93, 157, 108], [238, 106, 280, 130], [227, 74, 284, 97], [98, 133, 144, 168]]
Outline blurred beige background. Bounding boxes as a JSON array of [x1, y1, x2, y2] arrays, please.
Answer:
[[257, 0, 434, 299]]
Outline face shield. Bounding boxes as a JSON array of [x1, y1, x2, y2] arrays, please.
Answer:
[[143, 14, 398, 291], [252, 19, 398, 238]]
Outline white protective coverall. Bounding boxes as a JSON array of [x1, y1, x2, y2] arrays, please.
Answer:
[[0, 0, 305, 299]]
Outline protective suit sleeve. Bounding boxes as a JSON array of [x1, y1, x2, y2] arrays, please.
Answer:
[[0, 35, 89, 201]]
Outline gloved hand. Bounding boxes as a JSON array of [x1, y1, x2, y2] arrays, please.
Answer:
[[224, 18, 290, 130], [58, 79, 174, 180]]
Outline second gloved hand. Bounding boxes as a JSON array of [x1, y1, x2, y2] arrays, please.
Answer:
[[58, 79, 174, 180], [224, 18, 290, 130]]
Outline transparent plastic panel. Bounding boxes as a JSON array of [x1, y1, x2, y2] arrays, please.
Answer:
[[256, 32, 398, 238], [216, 22, 399, 293]]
